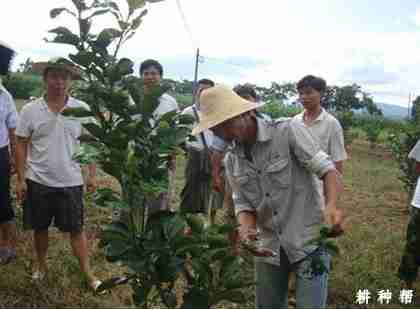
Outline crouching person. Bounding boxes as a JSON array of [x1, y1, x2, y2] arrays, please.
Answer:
[[15, 58, 101, 291], [192, 85, 344, 308]]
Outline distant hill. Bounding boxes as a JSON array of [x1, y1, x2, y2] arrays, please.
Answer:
[[376, 102, 410, 120]]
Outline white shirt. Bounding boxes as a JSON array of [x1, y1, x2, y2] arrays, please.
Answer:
[[409, 140, 420, 208], [16, 97, 90, 187], [181, 105, 214, 151], [294, 109, 347, 162], [131, 93, 179, 126], [0, 83, 18, 148], [294, 109, 347, 208]]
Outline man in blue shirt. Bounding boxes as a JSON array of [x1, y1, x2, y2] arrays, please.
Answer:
[[0, 41, 18, 264]]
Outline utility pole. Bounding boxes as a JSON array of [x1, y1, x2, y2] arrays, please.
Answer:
[[408, 93, 412, 120]]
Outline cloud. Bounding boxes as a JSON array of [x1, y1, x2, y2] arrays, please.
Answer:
[[414, 7, 420, 27]]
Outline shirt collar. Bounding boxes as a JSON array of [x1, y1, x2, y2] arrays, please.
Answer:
[[302, 108, 326, 124]]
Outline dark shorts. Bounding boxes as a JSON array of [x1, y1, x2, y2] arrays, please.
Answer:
[[0, 146, 14, 224], [23, 179, 84, 233]]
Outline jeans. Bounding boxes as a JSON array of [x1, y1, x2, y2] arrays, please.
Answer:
[[256, 247, 331, 309]]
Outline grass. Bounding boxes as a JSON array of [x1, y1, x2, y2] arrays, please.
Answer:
[[1, 135, 419, 308]]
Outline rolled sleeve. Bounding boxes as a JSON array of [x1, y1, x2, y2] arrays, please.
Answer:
[[6, 104, 18, 129], [288, 119, 335, 178], [224, 153, 256, 216]]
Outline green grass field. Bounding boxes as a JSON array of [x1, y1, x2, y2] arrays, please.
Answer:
[[1, 119, 419, 307]]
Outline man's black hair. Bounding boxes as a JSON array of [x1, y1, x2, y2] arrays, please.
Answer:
[[139, 59, 163, 76], [198, 78, 214, 87], [297, 75, 326, 93], [0, 45, 15, 76], [233, 84, 258, 101]]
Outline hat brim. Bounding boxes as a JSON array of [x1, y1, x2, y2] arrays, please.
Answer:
[[191, 100, 266, 135], [32, 62, 82, 79]]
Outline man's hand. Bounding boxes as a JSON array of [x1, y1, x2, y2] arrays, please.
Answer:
[[16, 180, 27, 204], [212, 175, 223, 192], [323, 205, 344, 237], [86, 176, 97, 193], [237, 226, 277, 257]]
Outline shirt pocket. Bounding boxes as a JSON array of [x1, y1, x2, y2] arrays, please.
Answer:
[[266, 158, 291, 188], [232, 171, 260, 205]]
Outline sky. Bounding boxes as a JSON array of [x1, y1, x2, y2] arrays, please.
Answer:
[[2, 0, 420, 106]]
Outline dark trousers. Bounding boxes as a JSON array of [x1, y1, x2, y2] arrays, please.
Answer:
[[0, 145, 14, 224]]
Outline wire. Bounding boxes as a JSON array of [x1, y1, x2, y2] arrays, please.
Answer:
[[175, 0, 197, 50]]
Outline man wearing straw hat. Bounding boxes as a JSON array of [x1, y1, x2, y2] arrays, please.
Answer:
[[14, 58, 101, 291], [193, 85, 344, 308], [0, 41, 18, 264]]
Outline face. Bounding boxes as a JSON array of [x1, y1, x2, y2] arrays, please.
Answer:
[[44, 68, 72, 97], [298, 86, 322, 110], [211, 113, 252, 143], [141, 66, 161, 89]]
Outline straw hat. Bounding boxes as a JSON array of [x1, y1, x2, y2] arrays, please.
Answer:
[[0, 40, 16, 75], [192, 84, 265, 135], [32, 57, 82, 79]]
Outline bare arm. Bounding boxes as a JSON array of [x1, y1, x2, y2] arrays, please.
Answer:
[[8, 128, 16, 173], [15, 136, 29, 202], [334, 161, 343, 175]]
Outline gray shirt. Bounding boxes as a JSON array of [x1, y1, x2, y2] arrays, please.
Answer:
[[224, 117, 335, 265], [16, 97, 90, 187]]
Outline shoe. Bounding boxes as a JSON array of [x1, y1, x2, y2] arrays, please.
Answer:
[[32, 270, 46, 281], [89, 279, 106, 294]]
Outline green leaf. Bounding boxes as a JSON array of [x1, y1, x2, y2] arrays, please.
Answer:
[[211, 290, 246, 306], [71, 0, 87, 11], [50, 7, 74, 18], [185, 214, 204, 234], [72, 144, 102, 164], [132, 9, 147, 29], [61, 107, 93, 118], [182, 287, 210, 308], [79, 19, 91, 38], [69, 51, 96, 68], [108, 1, 120, 12], [127, 0, 146, 14], [96, 28, 122, 49], [49, 27, 80, 46], [119, 21, 130, 30], [88, 9, 110, 19], [105, 239, 130, 259], [82, 122, 105, 139]]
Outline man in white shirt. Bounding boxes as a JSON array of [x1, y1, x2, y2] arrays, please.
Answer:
[[398, 140, 420, 288], [0, 41, 18, 264], [139, 59, 179, 212], [294, 75, 347, 206], [15, 58, 100, 290]]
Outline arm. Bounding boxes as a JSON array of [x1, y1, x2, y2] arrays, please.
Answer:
[[8, 128, 16, 174], [15, 136, 29, 202], [334, 161, 343, 175], [288, 120, 344, 232], [210, 150, 224, 192]]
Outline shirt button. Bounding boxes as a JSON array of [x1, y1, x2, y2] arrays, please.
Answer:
[[257, 170, 262, 174], [265, 193, 270, 197], [273, 211, 278, 216]]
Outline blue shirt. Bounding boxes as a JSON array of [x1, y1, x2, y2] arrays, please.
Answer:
[[0, 83, 18, 148]]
